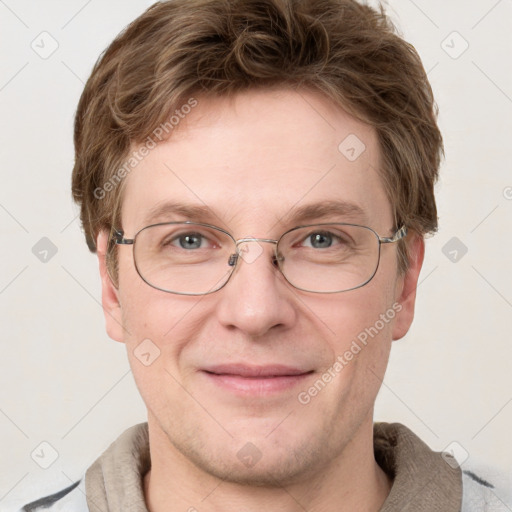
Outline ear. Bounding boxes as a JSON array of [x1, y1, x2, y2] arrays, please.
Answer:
[[392, 234, 425, 341], [96, 230, 125, 343]]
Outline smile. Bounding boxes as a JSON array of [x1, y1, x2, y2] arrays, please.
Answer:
[[201, 364, 314, 395]]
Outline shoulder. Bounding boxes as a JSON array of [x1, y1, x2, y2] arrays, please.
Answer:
[[17, 477, 88, 512], [462, 464, 512, 512], [15, 423, 148, 512]]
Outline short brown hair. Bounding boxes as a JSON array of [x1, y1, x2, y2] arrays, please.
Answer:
[[72, 0, 442, 279]]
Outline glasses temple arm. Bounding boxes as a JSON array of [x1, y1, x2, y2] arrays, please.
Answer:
[[379, 225, 408, 244]]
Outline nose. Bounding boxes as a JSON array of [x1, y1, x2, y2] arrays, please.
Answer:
[[215, 240, 297, 338]]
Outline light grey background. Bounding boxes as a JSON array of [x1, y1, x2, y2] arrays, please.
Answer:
[[1, 0, 511, 509]]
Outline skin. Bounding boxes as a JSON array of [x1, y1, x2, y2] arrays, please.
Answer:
[[96, 88, 424, 512]]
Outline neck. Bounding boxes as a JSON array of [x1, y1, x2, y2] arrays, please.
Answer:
[[143, 416, 392, 512]]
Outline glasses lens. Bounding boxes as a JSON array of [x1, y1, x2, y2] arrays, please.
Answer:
[[133, 223, 235, 294], [277, 224, 380, 293]]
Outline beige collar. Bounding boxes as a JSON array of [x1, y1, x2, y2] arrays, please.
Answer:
[[375, 422, 462, 511]]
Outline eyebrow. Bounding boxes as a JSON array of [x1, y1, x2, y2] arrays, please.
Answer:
[[142, 201, 218, 226], [281, 200, 368, 225], [140, 199, 368, 228]]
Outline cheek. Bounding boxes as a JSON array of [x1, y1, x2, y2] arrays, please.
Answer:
[[315, 293, 394, 412], [304, 271, 397, 402], [117, 249, 189, 341], [116, 260, 200, 388], [310, 277, 397, 350], [119, 289, 203, 355], [118, 289, 204, 420]]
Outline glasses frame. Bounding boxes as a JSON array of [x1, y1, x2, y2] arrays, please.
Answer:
[[112, 221, 408, 295]]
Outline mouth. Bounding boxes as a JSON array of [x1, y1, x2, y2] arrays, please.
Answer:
[[201, 364, 314, 395]]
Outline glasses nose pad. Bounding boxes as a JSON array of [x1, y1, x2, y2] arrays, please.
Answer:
[[228, 245, 282, 268], [272, 251, 284, 268]]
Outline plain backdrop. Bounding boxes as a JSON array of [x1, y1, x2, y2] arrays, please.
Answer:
[[1, 0, 511, 509]]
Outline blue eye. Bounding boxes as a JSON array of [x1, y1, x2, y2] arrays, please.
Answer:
[[307, 232, 334, 249], [175, 233, 204, 250], [300, 231, 347, 249], [164, 233, 206, 250]]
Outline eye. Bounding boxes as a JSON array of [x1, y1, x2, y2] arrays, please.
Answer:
[[177, 233, 204, 249], [301, 231, 345, 249], [164, 232, 211, 250]]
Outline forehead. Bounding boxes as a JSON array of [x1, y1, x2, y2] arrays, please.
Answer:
[[121, 88, 393, 236]]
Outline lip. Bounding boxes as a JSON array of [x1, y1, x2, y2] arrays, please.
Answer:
[[201, 364, 314, 395], [203, 363, 310, 377]]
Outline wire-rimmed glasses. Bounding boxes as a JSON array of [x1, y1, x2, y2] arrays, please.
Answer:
[[112, 221, 407, 295]]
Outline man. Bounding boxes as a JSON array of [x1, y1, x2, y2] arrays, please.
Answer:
[[20, 0, 508, 510]]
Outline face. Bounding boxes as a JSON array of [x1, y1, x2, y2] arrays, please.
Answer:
[[97, 88, 423, 486]]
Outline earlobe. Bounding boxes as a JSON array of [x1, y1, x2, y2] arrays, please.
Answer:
[[392, 234, 425, 341], [96, 230, 125, 343]]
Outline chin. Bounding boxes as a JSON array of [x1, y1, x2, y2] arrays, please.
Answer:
[[174, 428, 326, 488], [196, 452, 317, 488]]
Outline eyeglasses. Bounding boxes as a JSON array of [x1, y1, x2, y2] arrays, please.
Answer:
[[112, 222, 407, 295]]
